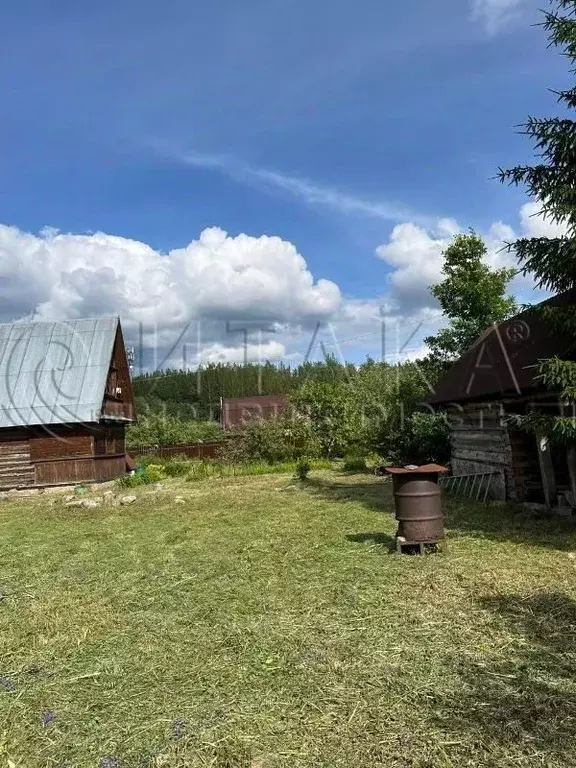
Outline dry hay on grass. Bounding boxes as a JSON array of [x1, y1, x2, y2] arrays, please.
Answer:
[[0, 472, 576, 767]]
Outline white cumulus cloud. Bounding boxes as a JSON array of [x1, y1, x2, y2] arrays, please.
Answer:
[[197, 340, 287, 365], [0, 224, 341, 362]]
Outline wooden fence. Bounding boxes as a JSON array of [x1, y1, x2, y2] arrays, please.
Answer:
[[128, 441, 224, 461]]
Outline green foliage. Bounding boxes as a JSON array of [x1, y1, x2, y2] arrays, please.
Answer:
[[342, 455, 368, 472], [290, 381, 362, 457], [220, 411, 322, 464], [116, 462, 168, 488], [424, 232, 517, 364], [538, 356, 576, 400], [217, 361, 440, 464], [126, 412, 222, 450], [295, 459, 311, 480], [132, 358, 357, 423], [506, 356, 576, 443], [375, 411, 450, 466], [146, 464, 167, 483], [135, 453, 190, 477]]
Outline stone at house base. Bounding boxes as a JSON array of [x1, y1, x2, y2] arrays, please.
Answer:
[[82, 499, 102, 509]]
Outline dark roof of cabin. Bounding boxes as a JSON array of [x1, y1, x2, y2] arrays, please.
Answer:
[[0, 317, 122, 428], [427, 290, 576, 406]]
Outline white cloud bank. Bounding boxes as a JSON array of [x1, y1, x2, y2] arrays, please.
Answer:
[[0, 225, 341, 362]]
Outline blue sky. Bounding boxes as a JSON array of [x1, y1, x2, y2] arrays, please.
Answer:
[[0, 0, 568, 365]]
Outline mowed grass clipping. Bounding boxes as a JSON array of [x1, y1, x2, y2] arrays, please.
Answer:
[[1, 472, 576, 767]]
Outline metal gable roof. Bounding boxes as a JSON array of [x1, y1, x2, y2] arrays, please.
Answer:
[[0, 317, 119, 429]]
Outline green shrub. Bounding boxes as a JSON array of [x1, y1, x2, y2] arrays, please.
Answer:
[[161, 457, 190, 477], [295, 459, 311, 481], [364, 452, 385, 469], [342, 455, 367, 472], [219, 411, 321, 464], [116, 472, 147, 489], [146, 464, 167, 483], [116, 463, 167, 488]]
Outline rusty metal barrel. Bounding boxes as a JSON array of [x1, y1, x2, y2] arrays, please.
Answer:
[[386, 464, 448, 542]]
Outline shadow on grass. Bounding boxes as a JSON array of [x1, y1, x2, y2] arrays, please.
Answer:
[[434, 592, 576, 759], [345, 532, 395, 548], [304, 475, 576, 550]]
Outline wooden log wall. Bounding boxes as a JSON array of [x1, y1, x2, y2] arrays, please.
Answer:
[[0, 439, 34, 487], [448, 404, 513, 500], [0, 423, 128, 488]]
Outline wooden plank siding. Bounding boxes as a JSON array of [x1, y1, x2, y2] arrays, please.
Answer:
[[35, 457, 95, 485], [447, 403, 575, 504], [101, 326, 135, 422], [449, 405, 514, 500], [94, 455, 126, 481]]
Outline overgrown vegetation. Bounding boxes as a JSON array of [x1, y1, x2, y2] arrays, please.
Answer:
[[1, 472, 575, 766], [118, 454, 333, 486], [126, 412, 222, 450]]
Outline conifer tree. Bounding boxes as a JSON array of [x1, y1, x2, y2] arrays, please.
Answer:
[[499, 0, 576, 438]]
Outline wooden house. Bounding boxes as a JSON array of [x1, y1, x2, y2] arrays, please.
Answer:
[[221, 395, 287, 430], [0, 317, 135, 488], [428, 290, 576, 506]]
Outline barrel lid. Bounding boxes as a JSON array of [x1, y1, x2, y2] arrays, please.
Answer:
[[385, 463, 449, 475]]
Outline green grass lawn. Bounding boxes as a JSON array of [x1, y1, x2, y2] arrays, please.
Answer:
[[1, 472, 576, 768]]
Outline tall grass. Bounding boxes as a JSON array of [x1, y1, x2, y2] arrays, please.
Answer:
[[186, 458, 333, 482]]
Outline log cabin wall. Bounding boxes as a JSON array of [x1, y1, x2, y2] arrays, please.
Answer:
[[448, 404, 515, 500], [0, 422, 127, 488], [0, 428, 34, 487]]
